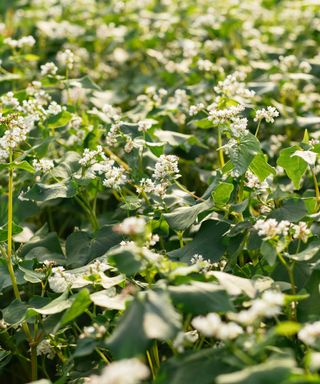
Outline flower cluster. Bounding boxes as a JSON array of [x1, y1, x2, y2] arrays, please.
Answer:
[[254, 107, 279, 123], [192, 313, 243, 340], [88, 358, 149, 384], [254, 219, 311, 242]]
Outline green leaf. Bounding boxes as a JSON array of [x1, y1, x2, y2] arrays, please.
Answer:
[[275, 321, 301, 336], [66, 226, 121, 268], [169, 282, 234, 314], [27, 292, 71, 317], [216, 357, 296, 384], [229, 133, 260, 176], [66, 75, 101, 90], [285, 240, 320, 262], [50, 151, 81, 180], [260, 241, 277, 266], [163, 200, 213, 231], [277, 146, 308, 189], [269, 199, 307, 222], [0, 222, 23, 242], [107, 290, 181, 359], [59, 289, 91, 327], [155, 348, 231, 384], [2, 300, 27, 325], [12, 161, 35, 173], [169, 220, 230, 263], [90, 290, 129, 310], [107, 246, 143, 275], [210, 271, 257, 298], [249, 153, 275, 182], [46, 110, 72, 129], [25, 180, 78, 201], [212, 182, 234, 207]]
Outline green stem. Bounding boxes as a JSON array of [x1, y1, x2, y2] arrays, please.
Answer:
[[7, 149, 36, 380], [311, 167, 320, 210], [174, 180, 205, 201], [255, 120, 262, 137], [75, 195, 98, 231], [217, 127, 225, 168], [278, 253, 297, 320]]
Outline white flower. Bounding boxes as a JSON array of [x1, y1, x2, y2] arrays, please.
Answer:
[[229, 117, 248, 138], [1, 91, 19, 108], [57, 49, 75, 70], [114, 217, 146, 236], [310, 352, 320, 371], [79, 146, 105, 167], [138, 119, 155, 132], [41, 62, 58, 76], [189, 103, 205, 116], [102, 104, 121, 122], [254, 107, 279, 123], [32, 159, 54, 173], [190, 254, 212, 273], [89, 358, 149, 384], [153, 154, 180, 181], [208, 105, 245, 124], [47, 101, 62, 115], [214, 71, 255, 99], [5, 35, 35, 49], [254, 219, 290, 239], [245, 171, 268, 191], [192, 313, 243, 340], [298, 321, 320, 346], [292, 222, 311, 242], [0, 115, 29, 150], [230, 290, 285, 325], [36, 339, 55, 359], [299, 61, 312, 73]]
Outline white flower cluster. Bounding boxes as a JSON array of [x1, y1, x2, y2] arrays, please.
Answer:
[[80, 323, 106, 339], [254, 106, 279, 123], [192, 313, 243, 340], [298, 321, 320, 346], [254, 218, 311, 242], [36, 339, 55, 360], [0, 116, 29, 162], [32, 159, 54, 173], [89, 358, 149, 384], [137, 178, 169, 198], [47, 101, 63, 115], [190, 254, 212, 273], [57, 49, 75, 70], [208, 104, 245, 125], [153, 154, 180, 181], [4, 35, 35, 49], [101, 161, 127, 190], [1, 91, 19, 108], [214, 71, 255, 99], [244, 171, 269, 191], [102, 104, 121, 122], [138, 119, 155, 132], [79, 145, 106, 167], [79, 145, 127, 189], [40, 62, 58, 76], [172, 330, 199, 352], [114, 217, 146, 236], [229, 290, 285, 325], [189, 103, 205, 116], [229, 117, 249, 138]]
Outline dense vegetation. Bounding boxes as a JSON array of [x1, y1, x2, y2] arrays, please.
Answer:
[[1, 0, 320, 383]]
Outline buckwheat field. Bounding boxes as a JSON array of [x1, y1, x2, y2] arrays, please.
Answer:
[[1, 0, 320, 383]]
